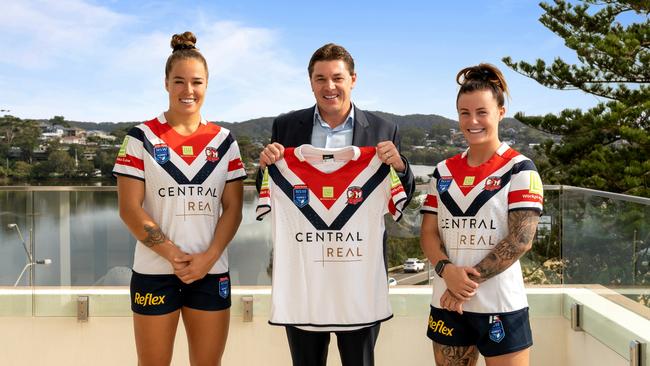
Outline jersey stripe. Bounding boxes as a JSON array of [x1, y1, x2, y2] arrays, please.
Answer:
[[508, 189, 543, 204], [437, 160, 536, 217], [228, 158, 243, 172], [142, 131, 234, 185], [267, 162, 390, 230], [283, 147, 375, 209], [115, 154, 144, 170], [144, 119, 222, 165]]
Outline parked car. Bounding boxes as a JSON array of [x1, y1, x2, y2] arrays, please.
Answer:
[[388, 277, 397, 286], [403, 258, 425, 273]]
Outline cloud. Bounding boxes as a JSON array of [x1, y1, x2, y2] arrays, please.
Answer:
[[99, 20, 311, 122], [0, 0, 132, 69], [1, 1, 312, 122]]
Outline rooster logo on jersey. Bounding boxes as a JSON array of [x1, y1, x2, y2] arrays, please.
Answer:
[[205, 146, 220, 162], [346, 186, 363, 205]]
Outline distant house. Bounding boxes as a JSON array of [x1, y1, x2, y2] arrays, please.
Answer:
[[86, 130, 116, 141], [61, 136, 85, 145], [41, 125, 65, 140]]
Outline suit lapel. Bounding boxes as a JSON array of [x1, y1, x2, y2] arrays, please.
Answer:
[[352, 106, 369, 146], [294, 107, 315, 146]]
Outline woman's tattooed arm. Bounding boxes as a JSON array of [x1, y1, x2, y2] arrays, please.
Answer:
[[471, 210, 539, 283], [141, 224, 167, 247]]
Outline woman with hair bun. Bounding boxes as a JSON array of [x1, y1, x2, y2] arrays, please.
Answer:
[[420, 63, 543, 366], [113, 31, 245, 365]]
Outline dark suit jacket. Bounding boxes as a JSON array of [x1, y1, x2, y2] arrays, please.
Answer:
[[256, 105, 415, 205]]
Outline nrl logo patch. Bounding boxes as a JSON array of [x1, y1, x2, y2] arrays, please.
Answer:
[[437, 176, 453, 194], [346, 186, 363, 205], [218, 277, 230, 299], [293, 185, 309, 208], [488, 315, 506, 343], [153, 143, 170, 164], [205, 146, 219, 162]]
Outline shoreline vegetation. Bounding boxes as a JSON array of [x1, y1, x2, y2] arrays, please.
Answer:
[[0, 113, 551, 187]]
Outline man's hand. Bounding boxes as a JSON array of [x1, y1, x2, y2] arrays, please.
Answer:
[[376, 141, 405, 172], [259, 142, 285, 170]]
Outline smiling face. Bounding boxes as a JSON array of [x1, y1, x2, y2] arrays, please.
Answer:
[[165, 58, 207, 119], [457, 89, 505, 150], [309, 59, 356, 126]]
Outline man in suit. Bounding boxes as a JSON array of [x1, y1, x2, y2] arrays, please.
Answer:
[[256, 43, 415, 366]]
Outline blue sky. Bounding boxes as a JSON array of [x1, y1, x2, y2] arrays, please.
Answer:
[[0, 0, 603, 123]]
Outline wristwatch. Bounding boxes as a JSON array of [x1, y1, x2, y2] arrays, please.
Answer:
[[435, 259, 452, 278]]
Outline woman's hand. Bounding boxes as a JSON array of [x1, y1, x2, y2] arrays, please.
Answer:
[[440, 289, 465, 314], [173, 252, 217, 284], [441, 264, 480, 301]]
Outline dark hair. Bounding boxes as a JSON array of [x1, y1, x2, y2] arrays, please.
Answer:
[[456, 63, 509, 107], [308, 43, 355, 78], [165, 31, 208, 79]]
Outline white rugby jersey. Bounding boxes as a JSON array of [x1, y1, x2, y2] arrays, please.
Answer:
[[113, 113, 246, 274], [421, 143, 543, 313], [256, 144, 406, 329]]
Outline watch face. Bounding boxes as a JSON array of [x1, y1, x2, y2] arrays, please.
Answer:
[[435, 260, 449, 276], [435, 261, 444, 275]]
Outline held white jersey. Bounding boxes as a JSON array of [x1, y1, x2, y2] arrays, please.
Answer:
[[421, 143, 543, 313], [112, 113, 246, 274], [256, 144, 406, 329]]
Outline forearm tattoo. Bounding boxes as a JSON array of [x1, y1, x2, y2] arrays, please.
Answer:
[[142, 224, 166, 247], [471, 210, 539, 283], [434, 343, 478, 366]]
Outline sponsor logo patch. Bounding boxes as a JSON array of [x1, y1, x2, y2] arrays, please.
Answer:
[[346, 186, 363, 205], [428, 316, 454, 336], [293, 185, 309, 208], [134, 292, 166, 307], [529, 172, 543, 195], [462, 176, 475, 186], [118, 137, 129, 157], [219, 277, 230, 299], [484, 176, 502, 191], [182, 145, 194, 156], [437, 176, 453, 194], [322, 186, 334, 199], [205, 146, 219, 162], [153, 143, 170, 164], [489, 315, 506, 343]]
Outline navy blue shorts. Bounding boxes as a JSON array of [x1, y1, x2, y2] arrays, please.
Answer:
[[130, 270, 231, 315], [426, 306, 533, 357]]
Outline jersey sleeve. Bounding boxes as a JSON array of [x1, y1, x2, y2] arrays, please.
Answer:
[[387, 167, 407, 222], [508, 163, 543, 213], [225, 136, 247, 182], [256, 168, 272, 220], [112, 127, 145, 181], [420, 167, 438, 215]]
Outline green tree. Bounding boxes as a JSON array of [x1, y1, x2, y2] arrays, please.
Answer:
[[11, 161, 32, 178], [503, 0, 650, 197], [0, 115, 42, 163], [50, 115, 70, 128], [45, 150, 76, 178]]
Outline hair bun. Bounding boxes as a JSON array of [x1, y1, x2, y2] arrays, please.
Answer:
[[171, 31, 197, 52]]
